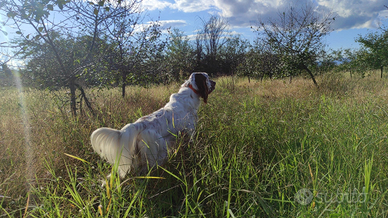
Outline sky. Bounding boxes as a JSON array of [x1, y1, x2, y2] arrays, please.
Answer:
[[141, 0, 388, 50]]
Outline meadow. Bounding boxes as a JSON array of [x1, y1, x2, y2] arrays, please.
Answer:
[[1, 73, 388, 217]]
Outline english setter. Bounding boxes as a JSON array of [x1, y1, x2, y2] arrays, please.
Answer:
[[91, 72, 216, 178]]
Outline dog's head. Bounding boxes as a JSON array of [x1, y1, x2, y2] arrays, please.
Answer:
[[184, 72, 216, 103]]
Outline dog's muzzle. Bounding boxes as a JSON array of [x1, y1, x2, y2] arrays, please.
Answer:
[[208, 80, 216, 94]]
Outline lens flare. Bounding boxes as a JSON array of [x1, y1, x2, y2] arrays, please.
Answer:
[[0, 15, 35, 191], [14, 71, 35, 191]]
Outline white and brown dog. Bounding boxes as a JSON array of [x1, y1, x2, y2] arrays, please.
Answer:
[[91, 72, 216, 178]]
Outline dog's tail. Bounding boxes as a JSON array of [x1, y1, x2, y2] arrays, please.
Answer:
[[91, 123, 142, 178]]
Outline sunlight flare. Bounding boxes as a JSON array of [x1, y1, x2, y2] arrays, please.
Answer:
[[13, 71, 35, 192]]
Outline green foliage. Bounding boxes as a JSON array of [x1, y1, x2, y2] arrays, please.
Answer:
[[332, 48, 370, 77], [253, 4, 334, 85], [332, 28, 388, 79], [165, 28, 196, 82], [356, 29, 388, 77], [100, 4, 167, 93], [237, 40, 281, 80], [19, 32, 100, 88], [219, 35, 250, 75], [0, 64, 13, 86]]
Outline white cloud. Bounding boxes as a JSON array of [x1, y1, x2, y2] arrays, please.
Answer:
[[141, 0, 388, 31], [159, 20, 187, 34], [142, 0, 214, 12], [159, 20, 187, 28], [171, 0, 214, 13], [316, 0, 386, 30], [212, 0, 387, 30], [141, 0, 173, 11]]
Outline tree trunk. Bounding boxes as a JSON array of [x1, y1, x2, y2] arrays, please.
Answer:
[[381, 66, 383, 78], [75, 83, 94, 115], [69, 77, 77, 116], [122, 73, 127, 98], [303, 65, 318, 87]]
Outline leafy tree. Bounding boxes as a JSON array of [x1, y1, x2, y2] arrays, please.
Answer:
[[2, 0, 105, 115], [0, 63, 13, 86], [332, 48, 369, 78], [1, 63, 12, 76], [253, 4, 335, 86], [165, 28, 195, 82], [131, 21, 167, 87], [312, 56, 336, 75], [20, 32, 101, 87], [101, 2, 166, 96], [238, 39, 282, 81], [356, 30, 388, 78], [219, 35, 250, 75], [1, 0, 147, 115], [0, 32, 21, 86]]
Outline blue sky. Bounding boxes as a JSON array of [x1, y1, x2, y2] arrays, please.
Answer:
[[142, 0, 388, 50]]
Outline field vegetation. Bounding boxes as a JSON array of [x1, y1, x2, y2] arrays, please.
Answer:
[[1, 73, 388, 217], [1, 1, 388, 217]]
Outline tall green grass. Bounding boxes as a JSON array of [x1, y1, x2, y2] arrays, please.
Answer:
[[1, 74, 388, 217]]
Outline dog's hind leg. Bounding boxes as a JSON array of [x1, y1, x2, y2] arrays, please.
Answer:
[[136, 130, 169, 175]]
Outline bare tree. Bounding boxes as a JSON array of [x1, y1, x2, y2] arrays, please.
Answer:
[[195, 32, 203, 70], [196, 15, 229, 74], [202, 16, 227, 59], [254, 4, 335, 86]]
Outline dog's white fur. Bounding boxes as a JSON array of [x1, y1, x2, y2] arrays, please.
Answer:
[[91, 72, 216, 178]]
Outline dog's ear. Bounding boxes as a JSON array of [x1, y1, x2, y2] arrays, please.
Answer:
[[194, 73, 209, 103]]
